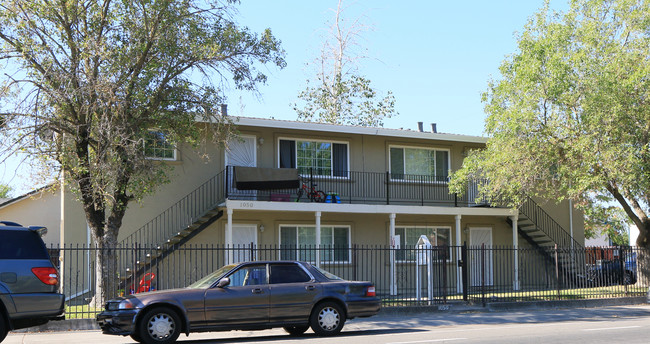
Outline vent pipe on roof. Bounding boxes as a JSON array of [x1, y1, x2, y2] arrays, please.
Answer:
[[417, 122, 424, 132], [431, 123, 437, 133], [220, 104, 228, 116]]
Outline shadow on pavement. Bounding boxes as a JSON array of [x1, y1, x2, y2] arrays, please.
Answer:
[[167, 328, 426, 344]]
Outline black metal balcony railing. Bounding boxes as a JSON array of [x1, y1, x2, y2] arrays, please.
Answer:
[[225, 166, 491, 207]]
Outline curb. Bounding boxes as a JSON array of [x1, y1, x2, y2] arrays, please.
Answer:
[[378, 296, 647, 316], [14, 318, 99, 333], [17, 297, 648, 333]]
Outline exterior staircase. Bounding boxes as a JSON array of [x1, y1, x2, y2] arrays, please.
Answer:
[[117, 171, 228, 291], [508, 197, 584, 286]]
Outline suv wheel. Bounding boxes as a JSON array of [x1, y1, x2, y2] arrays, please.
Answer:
[[137, 307, 181, 344], [310, 302, 346, 336], [0, 312, 7, 343]]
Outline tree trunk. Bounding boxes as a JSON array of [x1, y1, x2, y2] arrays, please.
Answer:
[[635, 221, 650, 287], [90, 231, 119, 308]]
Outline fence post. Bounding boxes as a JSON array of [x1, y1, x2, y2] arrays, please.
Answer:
[[462, 242, 468, 302], [442, 245, 448, 304], [353, 244, 358, 281], [481, 243, 486, 307], [555, 244, 560, 299], [620, 247, 627, 295]]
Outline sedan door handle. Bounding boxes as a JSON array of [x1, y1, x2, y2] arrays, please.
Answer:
[[252, 288, 263, 294], [305, 285, 316, 291]]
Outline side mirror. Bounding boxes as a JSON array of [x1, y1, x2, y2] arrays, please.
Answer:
[[216, 277, 230, 288]]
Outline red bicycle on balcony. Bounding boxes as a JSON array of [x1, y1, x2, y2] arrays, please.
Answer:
[[296, 179, 326, 202]]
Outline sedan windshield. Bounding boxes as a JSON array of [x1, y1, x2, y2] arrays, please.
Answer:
[[188, 264, 237, 288]]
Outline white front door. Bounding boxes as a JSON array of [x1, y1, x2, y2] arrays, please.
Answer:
[[469, 227, 493, 286], [226, 135, 257, 199], [231, 224, 258, 263]]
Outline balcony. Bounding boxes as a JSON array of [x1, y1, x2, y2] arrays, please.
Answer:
[[225, 166, 490, 208]]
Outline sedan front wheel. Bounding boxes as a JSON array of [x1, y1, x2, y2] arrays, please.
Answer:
[[310, 302, 346, 336], [284, 325, 309, 336], [137, 307, 181, 344]]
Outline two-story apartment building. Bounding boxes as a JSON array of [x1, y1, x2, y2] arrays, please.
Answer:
[[0, 115, 585, 299]]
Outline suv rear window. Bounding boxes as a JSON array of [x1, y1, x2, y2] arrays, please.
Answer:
[[0, 230, 49, 259]]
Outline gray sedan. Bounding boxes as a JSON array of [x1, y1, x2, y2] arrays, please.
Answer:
[[96, 261, 381, 344]]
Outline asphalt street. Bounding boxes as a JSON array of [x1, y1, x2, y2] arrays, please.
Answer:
[[5, 304, 650, 344]]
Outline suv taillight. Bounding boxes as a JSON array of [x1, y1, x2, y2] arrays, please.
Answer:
[[365, 286, 376, 297], [32, 267, 59, 285]]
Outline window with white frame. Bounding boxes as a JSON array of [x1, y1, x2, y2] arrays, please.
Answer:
[[279, 139, 348, 177], [395, 226, 451, 261], [389, 146, 449, 182], [279, 225, 350, 262], [145, 131, 176, 160]]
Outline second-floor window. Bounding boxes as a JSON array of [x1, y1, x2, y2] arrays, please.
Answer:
[[145, 131, 176, 160], [279, 139, 348, 177], [389, 146, 449, 182]]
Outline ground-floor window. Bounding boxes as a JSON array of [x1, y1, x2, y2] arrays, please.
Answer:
[[395, 226, 451, 261], [279, 225, 350, 263]]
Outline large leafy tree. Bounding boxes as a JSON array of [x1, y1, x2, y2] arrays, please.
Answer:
[[0, 0, 285, 302], [293, 0, 396, 127], [0, 184, 11, 198], [449, 0, 650, 248]]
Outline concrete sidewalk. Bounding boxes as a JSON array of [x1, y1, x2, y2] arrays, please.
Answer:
[[17, 296, 647, 333]]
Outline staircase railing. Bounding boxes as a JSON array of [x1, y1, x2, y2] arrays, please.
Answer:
[[120, 170, 227, 247], [519, 197, 583, 249]]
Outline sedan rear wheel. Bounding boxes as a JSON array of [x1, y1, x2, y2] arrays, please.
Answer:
[[310, 302, 346, 336], [284, 325, 309, 336], [137, 307, 181, 344], [130, 333, 142, 343]]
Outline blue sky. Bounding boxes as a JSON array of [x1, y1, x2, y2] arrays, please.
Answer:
[[230, 0, 566, 135], [0, 0, 567, 196]]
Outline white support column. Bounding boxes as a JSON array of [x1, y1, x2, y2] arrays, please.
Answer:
[[389, 213, 397, 295], [511, 214, 520, 290], [455, 215, 463, 293], [226, 208, 233, 265], [315, 211, 322, 268]]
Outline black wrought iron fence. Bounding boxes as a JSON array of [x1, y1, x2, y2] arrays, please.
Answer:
[[50, 244, 647, 319]]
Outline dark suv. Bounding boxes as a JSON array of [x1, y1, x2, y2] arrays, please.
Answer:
[[0, 221, 64, 342]]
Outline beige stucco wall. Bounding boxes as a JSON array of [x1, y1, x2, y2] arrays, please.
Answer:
[[189, 210, 518, 248], [0, 189, 61, 246]]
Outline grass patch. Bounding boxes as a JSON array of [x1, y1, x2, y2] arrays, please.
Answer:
[[65, 305, 101, 319], [382, 285, 646, 306]]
